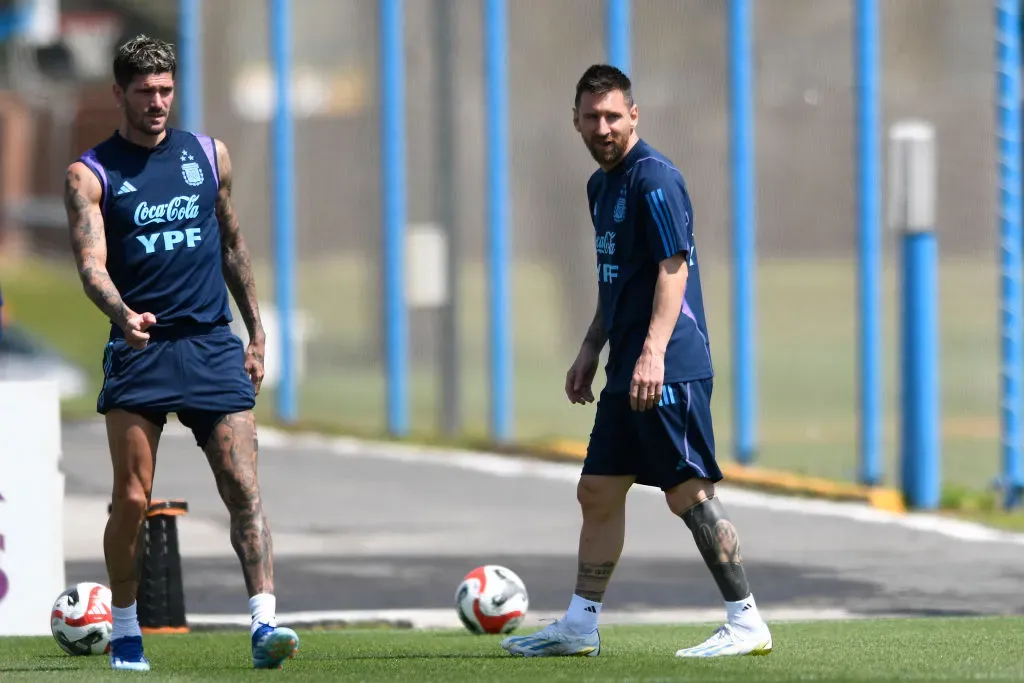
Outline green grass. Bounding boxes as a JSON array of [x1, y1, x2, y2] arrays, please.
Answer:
[[2, 618, 1023, 681], [0, 252, 1008, 493]]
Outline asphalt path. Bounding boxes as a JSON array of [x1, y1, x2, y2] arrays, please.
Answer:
[[60, 420, 1024, 623]]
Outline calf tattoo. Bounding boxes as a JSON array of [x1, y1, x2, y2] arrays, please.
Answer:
[[575, 561, 616, 602], [681, 497, 751, 602], [203, 411, 274, 596]]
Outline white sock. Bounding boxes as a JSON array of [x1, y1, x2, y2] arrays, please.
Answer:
[[563, 593, 601, 635], [111, 601, 142, 640], [249, 593, 277, 635], [725, 593, 765, 632]]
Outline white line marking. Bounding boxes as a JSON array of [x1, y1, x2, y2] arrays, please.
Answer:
[[79, 419, 1024, 547], [188, 607, 873, 631]]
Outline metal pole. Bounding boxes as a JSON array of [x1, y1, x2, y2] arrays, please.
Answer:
[[728, 0, 757, 465], [381, 0, 408, 437], [178, 0, 202, 132], [605, 0, 630, 75], [434, 0, 460, 436], [888, 120, 940, 511], [270, 0, 296, 423], [855, 0, 883, 486], [485, 0, 512, 443], [997, 0, 1024, 509]]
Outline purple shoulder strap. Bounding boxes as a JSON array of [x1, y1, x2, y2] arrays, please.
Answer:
[[194, 133, 219, 186], [77, 149, 110, 217]]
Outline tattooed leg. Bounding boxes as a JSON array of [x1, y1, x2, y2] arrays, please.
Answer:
[[668, 485, 772, 657], [203, 411, 274, 597], [498, 476, 619, 657], [680, 496, 750, 602], [573, 475, 632, 602], [575, 561, 616, 602]]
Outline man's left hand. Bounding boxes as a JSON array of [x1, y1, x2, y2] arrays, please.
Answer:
[[630, 346, 665, 412], [245, 339, 266, 395]]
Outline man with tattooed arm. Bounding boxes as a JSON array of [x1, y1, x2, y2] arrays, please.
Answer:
[[63, 35, 298, 671], [501, 64, 773, 660]]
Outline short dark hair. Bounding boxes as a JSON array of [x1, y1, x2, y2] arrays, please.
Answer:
[[113, 34, 176, 89], [574, 64, 633, 109]]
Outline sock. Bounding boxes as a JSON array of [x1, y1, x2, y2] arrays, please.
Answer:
[[563, 593, 601, 635], [111, 601, 142, 641], [725, 593, 764, 633], [249, 593, 277, 636]]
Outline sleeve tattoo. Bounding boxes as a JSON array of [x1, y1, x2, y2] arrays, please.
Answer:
[[64, 166, 131, 329], [214, 141, 264, 343]]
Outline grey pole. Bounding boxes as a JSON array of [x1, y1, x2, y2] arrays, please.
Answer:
[[435, 0, 461, 436]]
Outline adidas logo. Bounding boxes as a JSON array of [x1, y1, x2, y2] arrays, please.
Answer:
[[584, 605, 598, 613], [117, 180, 137, 196]]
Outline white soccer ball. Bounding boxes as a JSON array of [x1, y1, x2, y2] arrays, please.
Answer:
[[455, 564, 529, 634], [50, 582, 113, 656]]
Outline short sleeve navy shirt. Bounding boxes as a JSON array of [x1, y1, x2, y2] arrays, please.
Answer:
[[587, 138, 714, 392]]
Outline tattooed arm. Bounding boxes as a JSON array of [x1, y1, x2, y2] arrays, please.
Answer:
[[214, 139, 266, 392], [64, 163, 133, 331]]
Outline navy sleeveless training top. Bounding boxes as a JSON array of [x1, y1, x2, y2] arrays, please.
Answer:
[[77, 128, 232, 333]]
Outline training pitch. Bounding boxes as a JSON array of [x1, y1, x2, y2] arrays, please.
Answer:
[[36, 417, 1024, 683], [3, 617, 1023, 681]]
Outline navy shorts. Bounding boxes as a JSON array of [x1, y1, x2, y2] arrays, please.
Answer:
[[582, 378, 722, 490], [97, 323, 256, 448]]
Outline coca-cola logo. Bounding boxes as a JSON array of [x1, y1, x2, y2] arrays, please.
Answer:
[[133, 194, 201, 227], [0, 491, 6, 604]]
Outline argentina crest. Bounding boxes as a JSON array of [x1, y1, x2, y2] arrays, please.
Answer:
[[180, 149, 204, 187], [613, 185, 627, 223]]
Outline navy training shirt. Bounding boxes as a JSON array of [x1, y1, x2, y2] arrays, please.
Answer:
[[77, 128, 232, 334], [587, 137, 714, 393]]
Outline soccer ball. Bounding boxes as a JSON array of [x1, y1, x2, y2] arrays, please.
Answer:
[[454, 564, 528, 634], [50, 582, 113, 656]]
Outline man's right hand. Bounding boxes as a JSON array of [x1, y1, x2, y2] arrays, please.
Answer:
[[123, 312, 157, 350], [565, 343, 601, 405]]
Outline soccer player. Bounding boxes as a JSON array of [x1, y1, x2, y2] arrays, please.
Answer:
[[63, 35, 299, 671], [501, 65, 773, 659]]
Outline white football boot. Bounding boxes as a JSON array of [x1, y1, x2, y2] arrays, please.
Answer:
[[500, 619, 601, 657], [674, 621, 773, 658]]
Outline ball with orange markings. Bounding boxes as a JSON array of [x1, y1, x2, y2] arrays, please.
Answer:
[[454, 564, 529, 635], [50, 582, 113, 656]]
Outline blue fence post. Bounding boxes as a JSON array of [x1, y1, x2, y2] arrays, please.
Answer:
[[484, 0, 511, 443], [889, 121, 940, 511], [0, 4, 30, 42], [605, 0, 630, 75], [269, 0, 296, 423], [996, 0, 1024, 509], [178, 0, 202, 133], [728, 0, 757, 465], [855, 0, 883, 486], [380, 0, 409, 438]]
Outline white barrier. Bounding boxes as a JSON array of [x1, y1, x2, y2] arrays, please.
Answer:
[[0, 378, 65, 636], [229, 303, 310, 390]]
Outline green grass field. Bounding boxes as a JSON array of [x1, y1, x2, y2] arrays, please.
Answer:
[[2, 618, 1023, 681], [0, 252, 1007, 495]]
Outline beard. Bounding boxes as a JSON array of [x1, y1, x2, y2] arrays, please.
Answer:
[[128, 107, 169, 136], [585, 131, 629, 167]]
